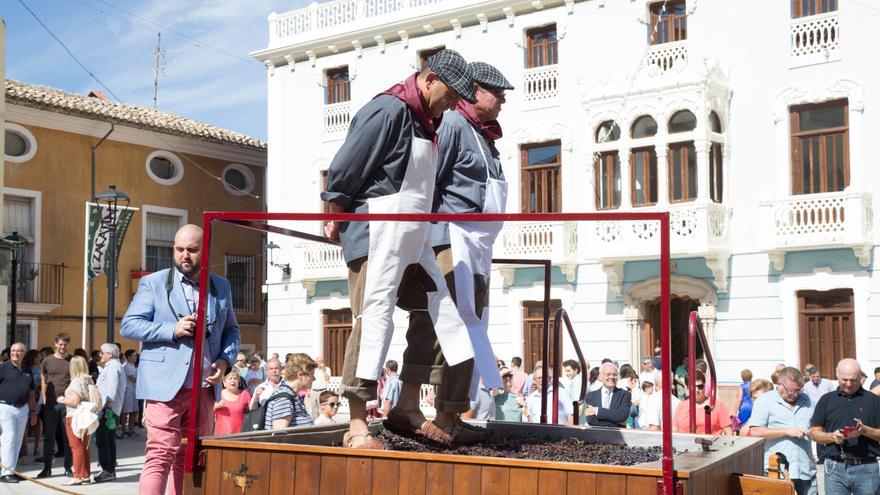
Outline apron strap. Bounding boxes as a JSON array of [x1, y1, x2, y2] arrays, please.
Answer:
[[469, 126, 493, 183]]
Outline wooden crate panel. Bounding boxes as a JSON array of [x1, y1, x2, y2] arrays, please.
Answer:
[[481, 465, 510, 495], [453, 464, 482, 495], [426, 462, 454, 495], [537, 470, 566, 495], [268, 452, 296, 495], [295, 454, 322, 494], [566, 471, 597, 495], [509, 468, 539, 495], [219, 449, 248, 495], [398, 460, 427, 495], [346, 457, 373, 495]]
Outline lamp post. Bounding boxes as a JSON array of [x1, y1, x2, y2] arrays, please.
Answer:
[[3, 232, 24, 347], [95, 185, 130, 344]]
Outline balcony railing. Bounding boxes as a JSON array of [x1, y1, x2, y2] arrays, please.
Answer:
[[301, 242, 346, 280], [324, 102, 352, 135], [759, 191, 872, 269], [11, 262, 64, 306], [645, 40, 688, 72], [496, 221, 577, 281], [790, 11, 839, 65], [523, 64, 559, 105]]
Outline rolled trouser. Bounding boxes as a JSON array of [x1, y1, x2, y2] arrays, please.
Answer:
[[399, 246, 474, 414], [0, 403, 29, 476], [340, 257, 378, 403]]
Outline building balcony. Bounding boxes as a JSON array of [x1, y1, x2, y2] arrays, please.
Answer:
[[299, 242, 347, 285], [9, 261, 65, 315], [582, 203, 731, 295], [495, 221, 578, 284], [790, 11, 840, 67], [523, 64, 559, 107], [324, 101, 352, 136], [645, 40, 688, 73], [759, 191, 872, 270]]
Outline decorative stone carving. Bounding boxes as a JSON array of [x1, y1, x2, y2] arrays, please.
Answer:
[[328, 44, 339, 53], [351, 40, 362, 57], [531, 0, 543, 10], [773, 79, 864, 124], [303, 280, 317, 297], [265, 60, 276, 76], [423, 24, 434, 33], [283, 55, 295, 72], [602, 262, 624, 297], [398, 30, 409, 48], [705, 253, 730, 293], [476, 13, 488, 32], [503, 7, 514, 26], [450, 19, 462, 38], [625, 274, 718, 307], [306, 50, 316, 67], [560, 264, 577, 284], [374, 34, 385, 53], [499, 267, 516, 289]]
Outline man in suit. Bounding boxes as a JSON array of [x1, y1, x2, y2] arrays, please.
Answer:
[[121, 224, 240, 495], [585, 362, 631, 428]]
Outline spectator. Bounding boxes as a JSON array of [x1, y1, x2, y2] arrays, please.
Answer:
[[749, 367, 816, 495], [213, 369, 251, 435], [0, 348, 8, 363], [250, 358, 284, 409], [637, 377, 679, 431], [639, 356, 660, 387], [270, 353, 279, 361], [463, 378, 495, 421], [93, 343, 126, 483], [381, 360, 402, 416], [653, 347, 662, 371], [20, 349, 42, 458], [88, 350, 101, 383], [0, 343, 36, 484], [63, 356, 96, 486], [120, 224, 240, 495], [308, 356, 332, 418], [584, 362, 631, 428], [810, 358, 880, 495], [870, 367, 880, 390], [244, 354, 266, 395], [740, 379, 774, 436], [562, 359, 583, 404], [120, 349, 139, 438], [523, 360, 541, 396], [265, 353, 316, 430], [509, 357, 527, 396], [314, 391, 340, 426], [695, 359, 713, 399], [803, 366, 835, 406], [73, 348, 88, 360], [735, 369, 754, 426], [673, 357, 688, 399], [672, 370, 733, 435], [588, 366, 602, 392], [524, 365, 572, 425], [619, 364, 641, 428], [495, 368, 524, 422], [233, 353, 248, 379], [37, 333, 73, 479]]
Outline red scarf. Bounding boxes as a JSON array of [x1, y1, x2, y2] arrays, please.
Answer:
[[379, 72, 440, 139], [455, 100, 503, 141]]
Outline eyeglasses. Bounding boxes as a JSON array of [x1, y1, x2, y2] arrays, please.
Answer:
[[694, 384, 705, 390], [322, 402, 339, 408], [779, 382, 802, 396]]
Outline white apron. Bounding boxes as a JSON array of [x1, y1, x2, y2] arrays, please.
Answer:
[[356, 130, 474, 381], [448, 126, 509, 397]]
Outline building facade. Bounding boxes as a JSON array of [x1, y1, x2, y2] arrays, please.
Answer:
[[254, 0, 878, 385], [3, 80, 267, 352]]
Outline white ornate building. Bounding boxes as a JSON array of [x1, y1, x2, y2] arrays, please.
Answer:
[[253, 0, 879, 385]]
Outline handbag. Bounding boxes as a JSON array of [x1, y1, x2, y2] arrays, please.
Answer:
[[87, 383, 104, 414]]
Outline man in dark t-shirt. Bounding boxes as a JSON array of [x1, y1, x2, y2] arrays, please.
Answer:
[[36, 333, 73, 478]]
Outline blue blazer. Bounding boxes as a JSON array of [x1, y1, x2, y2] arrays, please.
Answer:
[[120, 268, 240, 402]]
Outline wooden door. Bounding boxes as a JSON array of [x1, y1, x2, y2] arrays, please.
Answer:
[[322, 308, 353, 375], [522, 300, 562, 372], [798, 289, 855, 374], [645, 296, 701, 371]]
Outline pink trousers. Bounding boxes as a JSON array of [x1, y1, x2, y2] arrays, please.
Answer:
[[139, 387, 214, 495]]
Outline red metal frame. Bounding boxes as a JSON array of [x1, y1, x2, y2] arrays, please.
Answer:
[[550, 308, 589, 425], [687, 311, 717, 435], [184, 210, 673, 495]]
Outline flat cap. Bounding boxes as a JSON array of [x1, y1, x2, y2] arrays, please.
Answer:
[[469, 62, 514, 91], [427, 49, 476, 104]]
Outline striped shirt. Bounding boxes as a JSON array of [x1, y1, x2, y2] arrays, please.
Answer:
[[264, 384, 313, 429]]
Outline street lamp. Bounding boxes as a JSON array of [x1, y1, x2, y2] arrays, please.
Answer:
[[266, 241, 290, 276], [2, 232, 24, 347], [95, 185, 130, 344]]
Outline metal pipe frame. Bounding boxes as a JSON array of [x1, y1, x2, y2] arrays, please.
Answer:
[[551, 308, 589, 425], [184, 211, 673, 495], [687, 311, 717, 435]]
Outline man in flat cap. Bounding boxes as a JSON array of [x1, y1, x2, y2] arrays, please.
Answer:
[[386, 62, 515, 445], [322, 49, 477, 449]]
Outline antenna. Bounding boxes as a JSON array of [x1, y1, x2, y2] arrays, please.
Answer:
[[152, 32, 167, 109]]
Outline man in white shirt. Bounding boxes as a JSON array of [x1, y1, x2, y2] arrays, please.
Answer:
[[525, 365, 572, 425], [249, 358, 284, 409], [639, 356, 660, 387], [308, 356, 332, 418], [636, 378, 679, 431], [563, 359, 585, 404], [94, 343, 127, 483]]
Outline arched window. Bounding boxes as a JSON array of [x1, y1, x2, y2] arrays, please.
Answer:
[[4, 123, 37, 163], [595, 121, 621, 143], [709, 111, 722, 133], [668, 110, 697, 133], [631, 148, 658, 206], [631, 116, 658, 138], [222, 164, 256, 196], [595, 152, 620, 210], [145, 150, 184, 186]]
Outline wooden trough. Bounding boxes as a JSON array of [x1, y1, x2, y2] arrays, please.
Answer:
[[184, 420, 766, 495]]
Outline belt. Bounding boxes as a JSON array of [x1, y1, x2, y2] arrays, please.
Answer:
[[312, 388, 327, 392], [0, 400, 26, 408], [828, 456, 878, 466]]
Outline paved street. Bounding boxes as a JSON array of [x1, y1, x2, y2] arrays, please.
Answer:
[[1, 432, 146, 495]]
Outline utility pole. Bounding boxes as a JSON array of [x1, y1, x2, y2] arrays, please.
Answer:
[[152, 33, 166, 109]]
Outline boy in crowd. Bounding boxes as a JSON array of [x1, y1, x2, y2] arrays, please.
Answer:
[[314, 391, 341, 426]]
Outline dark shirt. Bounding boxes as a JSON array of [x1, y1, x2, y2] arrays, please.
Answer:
[[320, 94, 430, 265], [0, 361, 35, 407], [871, 379, 880, 390], [40, 354, 71, 404], [811, 387, 880, 459]]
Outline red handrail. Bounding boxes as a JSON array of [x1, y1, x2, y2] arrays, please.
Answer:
[[687, 311, 717, 434], [548, 308, 589, 425]]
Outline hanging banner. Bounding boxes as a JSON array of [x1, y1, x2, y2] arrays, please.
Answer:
[[85, 202, 138, 280]]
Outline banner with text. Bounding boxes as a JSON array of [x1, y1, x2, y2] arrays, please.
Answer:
[[85, 202, 137, 280]]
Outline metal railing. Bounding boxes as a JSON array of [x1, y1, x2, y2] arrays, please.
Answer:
[[12, 262, 64, 305], [687, 310, 716, 434], [547, 308, 589, 425]]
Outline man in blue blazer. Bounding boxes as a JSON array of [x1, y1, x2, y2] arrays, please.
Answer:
[[121, 224, 239, 495], [584, 362, 632, 428]]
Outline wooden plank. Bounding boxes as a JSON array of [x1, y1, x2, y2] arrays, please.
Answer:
[[566, 472, 597, 495], [296, 454, 322, 494], [203, 448, 223, 494], [184, 471, 204, 495], [244, 450, 271, 494], [372, 458, 400, 494], [268, 452, 296, 495], [537, 470, 566, 495], [626, 475, 658, 494], [509, 468, 538, 495], [595, 473, 626, 495], [481, 466, 510, 495], [425, 462, 454, 495], [453, 464, 482, 495], [345, 457, 372, 495], [219, 449, 248, 495], [398, 460, 426, 495], [320, 455, 347, 494], [732, 474, 796, 495]]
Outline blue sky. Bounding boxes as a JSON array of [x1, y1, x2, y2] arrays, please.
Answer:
[[2, 0, 312, 141]]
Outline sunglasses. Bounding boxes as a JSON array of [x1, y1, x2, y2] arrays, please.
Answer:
[[695, 384, 705, 390], [321, 402, 339, 408]]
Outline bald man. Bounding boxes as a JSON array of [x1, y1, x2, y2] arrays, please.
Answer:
[[121, 224, 240, 495]]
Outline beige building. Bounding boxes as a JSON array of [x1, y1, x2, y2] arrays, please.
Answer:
[[3, 79, 267, 353]]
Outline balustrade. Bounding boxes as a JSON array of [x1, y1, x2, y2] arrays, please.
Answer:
[[790, 11, 839, 61], [324, 102, 352, 135], [523, 65, 559, 104]]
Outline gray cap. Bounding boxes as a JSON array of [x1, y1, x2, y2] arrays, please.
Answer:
[[469, 62, 514, 91], [426, 49, 476, 104]]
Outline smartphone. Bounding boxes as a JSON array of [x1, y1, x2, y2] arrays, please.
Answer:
[[842, 426, 858, 437]]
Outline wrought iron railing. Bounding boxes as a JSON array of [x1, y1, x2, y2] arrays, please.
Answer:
[[12, 262, 64, 305]]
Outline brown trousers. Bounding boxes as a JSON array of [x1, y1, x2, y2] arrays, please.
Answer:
[[340, 247, 474, 413], [65, 417, 90, 479]]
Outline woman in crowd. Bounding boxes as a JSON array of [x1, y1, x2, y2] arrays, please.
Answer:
[[588, 366, 601, 392], [214, 369, 252, 435], [245, 354, 266, 395], [494, 368, 524, 422], [734, 369, 754, 429], [672, 370, 732, 435], [265, 353, 317, 430], [738, 379, 773, 436], [619, 364, 641, 428], [120, 349, 139, 437], [63, 356, 97, 486], [20, 349, 42, 457]]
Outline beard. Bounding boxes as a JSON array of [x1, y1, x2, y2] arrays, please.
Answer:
[[174, 258, 200, 277]]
